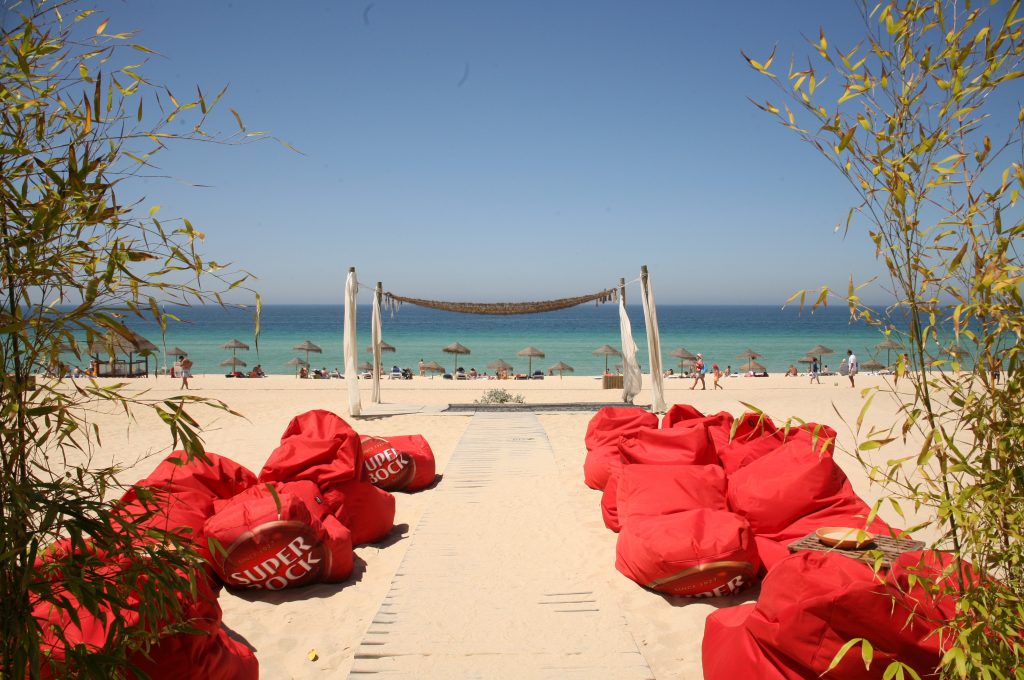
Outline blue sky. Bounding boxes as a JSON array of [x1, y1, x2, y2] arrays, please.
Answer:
[[93, 1, 891, 305]]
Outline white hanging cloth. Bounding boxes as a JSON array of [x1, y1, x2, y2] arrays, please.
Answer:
[[619, 292, 642, 404], [371, 287, 382, 404], [344, 269, 362, 416], [641, 269, 667, 412]]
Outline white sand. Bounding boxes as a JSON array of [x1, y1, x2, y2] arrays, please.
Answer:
[[70, 372, 930, 679]]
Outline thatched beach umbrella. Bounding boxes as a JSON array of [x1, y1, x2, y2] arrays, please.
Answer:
[[165, 347, 188, 358], [286, 356, 309, 377], [668, 346, 697, 360], [358, 360, 373, 372], [796, 355, 815, 365], [806, 344, 835, 368], [677, 358, 695, 373], [736, 348, 763, 361], [222, 339, 250, 363], [423, 360, 446, 377], [739, 359, 766, 373], [442, 342, 471, 374], [487, 359, 514, 374], [875, 338, 903, 367], [517, 346, 545, 376], [293, 340, 323, 366], [221, 357, 247, 368], [366, 341, 396, 353], [547, 361, 574, 379], [861, 358, 885, 371], [592, 344, 622, 374]]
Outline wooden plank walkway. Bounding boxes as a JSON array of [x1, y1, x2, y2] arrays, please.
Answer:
[[348, 413, 654, 679]]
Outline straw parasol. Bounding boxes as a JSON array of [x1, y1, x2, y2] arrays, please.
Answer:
[[592, 344, 622, 374], [861, 358, 885, 371], [286, 356, 309, 377], [165, 347, 188, 358], [487, 359, 514, 374], [293, 340, 322, 366], [221, 357, 247, 368], [442, 342, 471, 374], [547, 361, 574, 378], [875, 338, 903, 367], [358, 360, 373, 372], [423, 360, 446, 376], [222, 339, 250, 363], [366, 341, 396, 353], [677, 358, 695, 373], [736, 348, 763, 361], [516, 346, 545, 376], [806, 344, 834, 368], [739, 359, 766, 373], [668, 346, 696, 360]]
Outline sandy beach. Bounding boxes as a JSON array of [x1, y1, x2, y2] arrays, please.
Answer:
[[75, 372, 931, 679]]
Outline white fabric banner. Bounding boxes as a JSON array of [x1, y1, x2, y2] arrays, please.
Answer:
[[344, 269, 362, 416], [371, 287, 382, 404], [619, 293, 642, 404], [641, 271, 667, 413]]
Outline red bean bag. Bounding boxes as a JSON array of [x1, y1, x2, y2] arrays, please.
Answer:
[[584, 407, 658, 451], [615, 508, 759, 597], [117, 485, 215, 545], [661, 403, 705, 429], [726, 437, 852, 536], [601, 472, 621, 532], [35, 564, 257, 680], [126, 572, 259, 679], [259, 410, 363, 488], [702, 551, 943, 679], [321, 479, 396, 545], [714, 415, 787, 475], [204, 488, 353, 589], [888, 550, 978, 629], [583, 443, 622, 490], [140, 451, 257, 500], [617, 464, 728, 529], [618, 425, 717, 466], [360, 434, 436, 492]]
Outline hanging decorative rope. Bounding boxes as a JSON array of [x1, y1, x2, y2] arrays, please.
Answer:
[[383, 288, 619, 316]]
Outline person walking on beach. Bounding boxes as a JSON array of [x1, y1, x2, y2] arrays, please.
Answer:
[[690, 353, 706, 390], [894, 353, 909, 388], [846, 349, 857, 388], [712, 363, 723, 390], [179, 355, 193, 389], [811, 357, 821, 384], [418, 358, 426, 377]]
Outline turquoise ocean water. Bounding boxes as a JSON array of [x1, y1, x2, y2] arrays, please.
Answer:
[[99, 304, 904, 377]]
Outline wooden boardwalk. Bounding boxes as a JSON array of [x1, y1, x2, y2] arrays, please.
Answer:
[[348, 413, 654, 679]]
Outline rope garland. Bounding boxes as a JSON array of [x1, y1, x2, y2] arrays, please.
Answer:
[[382, 288, 619, 316]]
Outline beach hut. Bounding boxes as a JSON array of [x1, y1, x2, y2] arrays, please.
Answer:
[[517, 346, 545, 377], [592, 344, 622, 374], [442, 342, 471, 374], [88, 331, 157, 377], [547, 361, 574, 379], [293, 340, 323, 366]]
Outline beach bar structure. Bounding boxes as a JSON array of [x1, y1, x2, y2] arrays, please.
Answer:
[[348, 264, 669, 413], [88, 332, 156, 377]]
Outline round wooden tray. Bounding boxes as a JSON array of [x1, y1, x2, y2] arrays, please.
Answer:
[[815, 526, 875, 550]]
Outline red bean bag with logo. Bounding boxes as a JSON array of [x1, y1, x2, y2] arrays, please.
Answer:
[[601, 472, 621, 531], [320, 479, 396, 545], [618, 425, 718, 466], [615, 508, 759, 597], [583, 442, 622, 490], [360, 434, 436, 492], [585, 407, 658, 451], [702, 551, 943, 679], [617, 464, 728, 529], [140, 451, 257, 500], [258, 410, 363, 488], [204, 488, 353, 589]]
